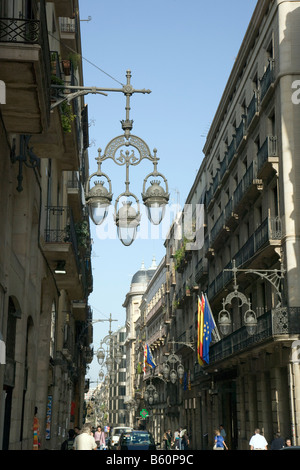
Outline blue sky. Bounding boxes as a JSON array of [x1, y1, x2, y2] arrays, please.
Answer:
[[78, 0, 258, 383]]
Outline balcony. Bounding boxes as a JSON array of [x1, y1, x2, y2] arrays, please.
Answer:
[[227, 136, 236, 167], [59, 17, 77, 51], [257, 135, 278, 179], [259, 60, 275, 105], [0, 7, 51, 134], [207, 217, 282, 301], [232, 162, 263, 215], [31, 71, 81, 170], [246, 92, 259, 131], [41, 206, 91, 300], [210, 211, 230, 249], [235, 118, 247, 152], [145, 297, 164, 324], [209, 307, 300, 365], [147, 325, 167, 348], [195, 257, 208, 285], [67, 171, 84, 221]]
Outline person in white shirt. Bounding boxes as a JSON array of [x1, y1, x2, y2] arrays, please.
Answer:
[[249, 428, 268, 450], [74, 424, 97, 450]]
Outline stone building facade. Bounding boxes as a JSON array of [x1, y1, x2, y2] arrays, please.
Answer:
[[125, 0, 300, 450], [0, 0, 93, 449]]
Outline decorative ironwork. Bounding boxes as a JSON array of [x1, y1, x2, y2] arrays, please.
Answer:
[[10, 135, 40, 192], [0, 18, 40, 44], [84, 70, 169, 244]]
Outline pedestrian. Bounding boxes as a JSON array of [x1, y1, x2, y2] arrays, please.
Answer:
[[98, 426, 106, 450], [213, 429, 228, 450], [284, 438, 292, 447], [94, 425, 101, 449], [270, 432, 285, 450], [174, 429, 180, 449], [181, 430, 190, 450], [249, 428, 268, 450], [180, 427, 187, 450], [163, 431, 169, 450], [166, 429, 172, 449], [61, 429, 76, 450], [219, 424, 226, 439], [73, 423, 97, 450], [32, 407, 40, 450]]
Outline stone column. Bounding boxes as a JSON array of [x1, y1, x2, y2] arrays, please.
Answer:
[[236, 374, 246, 449], [292, 362, 300, 444]]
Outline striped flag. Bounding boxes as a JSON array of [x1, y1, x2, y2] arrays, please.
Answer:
[[197, 294, 217, 365], [197, 294, 205, 365]]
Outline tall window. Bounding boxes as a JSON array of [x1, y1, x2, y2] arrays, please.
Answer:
[[0, 0, 33, 19]]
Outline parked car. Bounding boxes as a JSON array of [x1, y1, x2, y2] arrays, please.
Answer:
[[280, 446, 300, 450], [117, 430, 156, 450], [108, 427, 133, 449]]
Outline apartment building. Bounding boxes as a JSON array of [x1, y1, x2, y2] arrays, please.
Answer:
[[160, 0, 300, 450], [0, 0, 93, 449], [122, 259, 157, 427], [138, 256, 167, 444], [198, 0, 300, 449], [107, 326, 127, 427]]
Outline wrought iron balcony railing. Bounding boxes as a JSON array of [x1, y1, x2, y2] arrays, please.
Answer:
[[257, 135, 278, 174], [209, 307, 300, 364], [0, 17, 40, 43], [207, 216, 282, 300], [247, 91, 259, 128], [260, 60, 275, 102]]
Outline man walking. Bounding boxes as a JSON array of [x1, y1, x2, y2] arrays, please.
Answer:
[[74, 424, 97, 450], [249, 428, 268, 450]]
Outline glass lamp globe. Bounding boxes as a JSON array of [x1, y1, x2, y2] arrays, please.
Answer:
[[218, 310, 231, 336], [162, 362, 170, 379], [96, 347, 105, 365], [244, 310, 258, 336], [170, 369, 177, 384], [114, 348, 122, 365], [98, 370, 104, 381], [86, 180, 112, 225], [115, 200, 140, 246], [106, 356, 113, 372], [142, 180, 169, 225], [177, 363, 185, 379]]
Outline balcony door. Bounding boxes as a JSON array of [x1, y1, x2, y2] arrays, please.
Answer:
[[0, 0, 33, 19]]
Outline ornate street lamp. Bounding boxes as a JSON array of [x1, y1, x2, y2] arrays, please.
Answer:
[[144, 379, 158, 404], [95, 314, 121, 381], [217, 260, 285, 336], [85, 70, 169, 246], [162, 339, 189, 384]]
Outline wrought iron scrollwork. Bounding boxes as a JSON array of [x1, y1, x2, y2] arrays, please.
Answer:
[[0, 18, 40, 44]]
